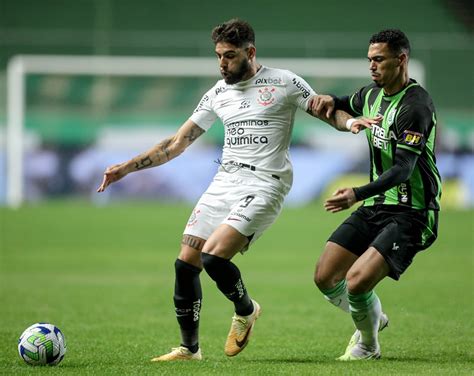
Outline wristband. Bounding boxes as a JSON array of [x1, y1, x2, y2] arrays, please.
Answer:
[[346, 118, 356, 131]]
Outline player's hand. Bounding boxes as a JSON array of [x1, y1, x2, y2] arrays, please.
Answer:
[[309, 95, 335, 119], [347, 115, 383, 134], [324, 187, 357, 213], [97, 163, 128, 192]]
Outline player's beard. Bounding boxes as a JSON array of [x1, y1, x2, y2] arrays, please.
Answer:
[[222, 59, 251, 85]]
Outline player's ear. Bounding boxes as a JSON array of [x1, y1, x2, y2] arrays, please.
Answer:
[[398, 52, 408, 66], [246, 45, 256, 61]]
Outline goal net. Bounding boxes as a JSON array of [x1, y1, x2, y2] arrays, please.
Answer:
[[5, 55, 425, 208]]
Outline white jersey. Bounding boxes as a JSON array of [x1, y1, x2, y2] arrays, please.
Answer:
[[189, 66, 316, 188]]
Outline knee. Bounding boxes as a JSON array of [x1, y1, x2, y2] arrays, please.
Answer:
[[201, 252, 227, 275], [314, 261, 338, 291], [175, 258, 202, 277], [346, 269, 370, 294]]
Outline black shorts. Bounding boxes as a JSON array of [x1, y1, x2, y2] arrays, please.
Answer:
[[328, 205, 439, 280]]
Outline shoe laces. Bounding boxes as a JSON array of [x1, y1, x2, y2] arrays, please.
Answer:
[[231, 315, 249, 334], [171, 346, 189, 355]]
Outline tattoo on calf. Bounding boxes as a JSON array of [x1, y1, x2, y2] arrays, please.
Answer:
[[134, 156, 153, 170], [182, 235, 205, 251]]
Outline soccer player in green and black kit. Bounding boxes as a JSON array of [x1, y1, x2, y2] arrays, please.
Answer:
[[310, 29, 441, 360]]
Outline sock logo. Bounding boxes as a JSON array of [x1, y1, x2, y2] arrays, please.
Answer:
[[192, 299, 201, 322], [353, 314, 367, 322]]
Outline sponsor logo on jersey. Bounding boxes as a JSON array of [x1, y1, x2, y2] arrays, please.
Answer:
[[402, 130, 423, 146], [255, 77, 282, 85], [193, 95, 209, 113], [291, 78, 311, 98], [215, 86, 228, 95], [227, 119, 269, 128], [239, 99, 251, 109], [257, 87, 276, 106], [371, 124, 397, 150], [398, 182, 408, 203], [225, 134, 269, 148]]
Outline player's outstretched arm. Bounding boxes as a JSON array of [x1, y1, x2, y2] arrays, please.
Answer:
[[97, 120, 205, 192], [308, 95, 381, 134]]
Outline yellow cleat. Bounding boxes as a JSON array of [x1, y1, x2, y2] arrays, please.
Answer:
[[225, 300, 261, 357], [151, 346, 202, 362]]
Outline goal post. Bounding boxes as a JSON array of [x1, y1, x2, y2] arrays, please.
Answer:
[[5, 55, 425, 208]]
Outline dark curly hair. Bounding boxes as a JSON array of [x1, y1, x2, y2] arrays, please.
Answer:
[[211, 19, 255, 48], [369, 29, 411, 56]]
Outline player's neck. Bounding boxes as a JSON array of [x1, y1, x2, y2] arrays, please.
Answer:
[[241, 62, 262, 82], [383, 72, 410, 96]]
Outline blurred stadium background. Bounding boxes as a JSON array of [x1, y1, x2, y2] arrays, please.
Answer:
[[0, 0, 472, 207]]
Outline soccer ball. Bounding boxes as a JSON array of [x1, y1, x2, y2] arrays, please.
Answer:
[[18, 323, 67, 366]]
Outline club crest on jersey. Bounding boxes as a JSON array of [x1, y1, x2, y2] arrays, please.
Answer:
[[387, 107, 397, 126], [257, 87, 275, 106], [402, 130, 423, 146]]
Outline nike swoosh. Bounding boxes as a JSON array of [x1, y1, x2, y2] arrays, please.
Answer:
[[353, 314, 367, 322], [227, 217, 242, 221], [235, 325, 253, 348]]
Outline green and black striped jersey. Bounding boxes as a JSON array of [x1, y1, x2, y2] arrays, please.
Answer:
[[338, 79, 441, 211]]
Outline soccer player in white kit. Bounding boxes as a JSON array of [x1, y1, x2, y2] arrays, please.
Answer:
[[97, 19, 376, 361]]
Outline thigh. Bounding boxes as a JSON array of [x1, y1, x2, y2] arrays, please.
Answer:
[[183, 177, 233, 241], [370, 212, 426, 280], [222, 188, 284, 248], [315, 241, 359, 290], [346, 247, 390, 293], [202, 224, 250, 259], [327, 206, 375, 256]]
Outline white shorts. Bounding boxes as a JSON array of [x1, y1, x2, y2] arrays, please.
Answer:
[[183, 170, 288, 251]]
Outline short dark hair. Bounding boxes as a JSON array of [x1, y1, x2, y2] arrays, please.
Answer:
[[369, 29, 411, 56], [211, 19, 255, 48]]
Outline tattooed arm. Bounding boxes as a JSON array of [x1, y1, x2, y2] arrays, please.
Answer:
[[97, 120, 205, 192]]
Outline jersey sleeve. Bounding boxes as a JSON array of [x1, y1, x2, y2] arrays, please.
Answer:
[[395, 103, 433, 155], [189, 86, 218, 131], [285, 71, 317, 111], [333, 87, 365, 117]]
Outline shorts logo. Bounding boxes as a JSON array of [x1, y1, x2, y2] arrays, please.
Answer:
[[402, 130, 423, 146], [227, 211, 251, 222], [187, 209, 200, 227], [257, 87, 275, 106]]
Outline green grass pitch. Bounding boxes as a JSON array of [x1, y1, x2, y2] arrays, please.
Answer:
[[1, 201, 473, 375]]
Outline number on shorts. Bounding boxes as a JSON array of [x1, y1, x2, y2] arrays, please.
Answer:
[[239, 195, 255, 208]]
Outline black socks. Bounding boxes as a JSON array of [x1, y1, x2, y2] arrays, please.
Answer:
[[173, 259, 202, 351], [202, 253, 254, 316]]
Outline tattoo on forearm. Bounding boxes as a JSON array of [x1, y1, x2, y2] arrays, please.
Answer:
[[181, 235, 205, 251], [152, 138, 172, 163], [134, 156, 153, 170], [184, 126, 204, 143]]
